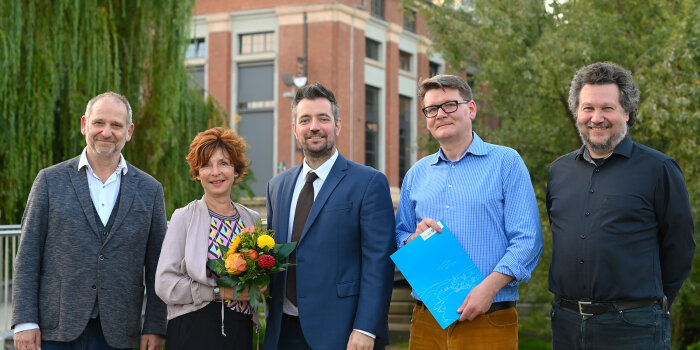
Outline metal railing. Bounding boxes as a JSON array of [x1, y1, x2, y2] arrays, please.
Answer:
[[1, 225, 20, 346]]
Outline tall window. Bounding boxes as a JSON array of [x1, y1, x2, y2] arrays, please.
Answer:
[[365, 85, 380, 169], [371, 0, 385, 19], [399, 51, 412, 72], [240, 32, 274, 54], [186, 38, 206, 59], [403, 10, 416, 33], [187, 65, 205, 96], [366, 38, 381, 61], [429, 61, 440, 77], [399, 95, 412, 186]]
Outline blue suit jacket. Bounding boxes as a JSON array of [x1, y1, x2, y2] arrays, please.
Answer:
[[264, 154, 395, 350]]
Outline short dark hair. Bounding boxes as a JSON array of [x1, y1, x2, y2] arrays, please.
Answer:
[[186, 127, 250, 184], [568, 62, 640, 126], [418, 74, 473, 106], [291, 82, 340, 123]]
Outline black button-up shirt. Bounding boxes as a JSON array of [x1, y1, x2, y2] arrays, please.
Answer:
[[547, 136, 695, 304]]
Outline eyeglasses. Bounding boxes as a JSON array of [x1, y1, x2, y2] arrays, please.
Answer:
[[422, 100, 470, 118]]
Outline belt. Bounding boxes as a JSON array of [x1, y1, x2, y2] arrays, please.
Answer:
[[283, 313, 300, 323], [416, 300, 515, 315], [558, 298, 659, 316]]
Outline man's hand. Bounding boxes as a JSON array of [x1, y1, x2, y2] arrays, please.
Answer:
[[405, 218, 442, 244], [140, 333, 164, 350], [346, 330, 374, 350], [457, 272, 514, 321], [14, 329, 41, 350]]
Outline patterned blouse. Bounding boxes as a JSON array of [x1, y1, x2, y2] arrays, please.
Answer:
[[206, 208, 253, 315]]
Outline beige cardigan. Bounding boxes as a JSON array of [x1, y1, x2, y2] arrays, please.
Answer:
[[155, 197, 261, 322]]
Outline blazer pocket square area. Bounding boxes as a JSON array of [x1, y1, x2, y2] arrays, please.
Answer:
[[325, 202, 353, 212], [336, 280, 359, 297]]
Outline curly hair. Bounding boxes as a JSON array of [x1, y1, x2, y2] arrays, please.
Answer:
[[568, 62, 640, 126], [186, 127, 249, 185]]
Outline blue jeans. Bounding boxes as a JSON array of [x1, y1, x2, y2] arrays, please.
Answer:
[[551, 300, 670, 350], [42, 318, 125, 350]]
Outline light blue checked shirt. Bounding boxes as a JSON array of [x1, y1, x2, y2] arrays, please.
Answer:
[[395, 133, 543, 302]]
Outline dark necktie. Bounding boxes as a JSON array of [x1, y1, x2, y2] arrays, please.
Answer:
[[286, 171, 318, 306]]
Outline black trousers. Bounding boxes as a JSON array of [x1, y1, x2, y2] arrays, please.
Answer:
[[166, 301, 253, 350]]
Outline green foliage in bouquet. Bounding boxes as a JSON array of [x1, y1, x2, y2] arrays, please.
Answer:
[[207, 220, 296, 311]]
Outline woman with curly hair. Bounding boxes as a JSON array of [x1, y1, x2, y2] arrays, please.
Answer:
[[156, 127, 263, 349]]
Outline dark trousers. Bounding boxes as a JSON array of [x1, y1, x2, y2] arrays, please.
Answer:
[[278, 314, 312, 350], [551, 300, 670, 350], [165, 301, 253, 350], [42, 318, 126, 350]]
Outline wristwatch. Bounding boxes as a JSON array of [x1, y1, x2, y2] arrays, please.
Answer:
[[213, 287, 221, 300]]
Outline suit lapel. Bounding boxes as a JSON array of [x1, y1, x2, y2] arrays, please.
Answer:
[[69, 161, 100, 239], [277, 166, 302, 244], [104, 163, 138, 246], [300, 155, 348, 241]]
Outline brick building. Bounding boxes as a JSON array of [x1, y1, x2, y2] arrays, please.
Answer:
[[187, 0, 445, 196]]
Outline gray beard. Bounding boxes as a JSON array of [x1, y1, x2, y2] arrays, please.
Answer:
[[578, 124, 628, 155]]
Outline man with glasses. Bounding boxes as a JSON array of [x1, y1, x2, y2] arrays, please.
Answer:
[[395, 74, 543, 349]]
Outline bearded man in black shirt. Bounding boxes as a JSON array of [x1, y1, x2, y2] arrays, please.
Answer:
[[546, 62, 695, 350]]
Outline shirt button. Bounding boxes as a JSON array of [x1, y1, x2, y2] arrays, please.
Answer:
[[101, 203, 104, 207], [451, 165, 455, 168], [448, 185, 452, 188], [595, 168, 600, 173], [446, 205, 450, 209]]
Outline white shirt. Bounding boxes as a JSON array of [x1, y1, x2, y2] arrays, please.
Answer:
[[281, 151, 375, 339], [14, 148, 128, 334], [78, 147, 128, 225]]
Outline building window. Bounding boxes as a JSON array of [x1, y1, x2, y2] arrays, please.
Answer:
[[399, 51, 412, 72], [366, 38, 381, 61], [429, 61, 441, 77], [365, 85, 380, 169], [240, 32, 275, 54], [186, 38, 206, 59], [371, 0, 385, 19], [399, 95, 412, 186], [187, 65, 205, 96], [403, 10, 416, 33]]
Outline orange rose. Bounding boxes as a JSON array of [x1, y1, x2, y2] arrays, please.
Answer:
[[225, 253, 247, 275], [246, 249, 259, 260]]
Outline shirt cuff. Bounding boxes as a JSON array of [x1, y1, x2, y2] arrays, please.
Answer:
[[14, 323, 39, 333], [353, 329, 376, 339]]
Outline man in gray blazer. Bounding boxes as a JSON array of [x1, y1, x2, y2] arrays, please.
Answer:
[[12, 92, 168, 350]]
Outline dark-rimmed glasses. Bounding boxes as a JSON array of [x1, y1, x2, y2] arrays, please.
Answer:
[[422, 100, 470, 118]]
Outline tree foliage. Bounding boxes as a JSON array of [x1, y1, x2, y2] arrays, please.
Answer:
[[405, 0, 699, 347], [0, 0, 251, 222]]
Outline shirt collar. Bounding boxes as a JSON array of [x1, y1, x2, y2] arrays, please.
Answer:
[[431, 132, 488, 165], [78, 147, 129, 175], [301, 149, 339, 182], [575, 135, 633, 163]]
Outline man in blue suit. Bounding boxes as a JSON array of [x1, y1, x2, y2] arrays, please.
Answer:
[[264, 83, 395, 350]]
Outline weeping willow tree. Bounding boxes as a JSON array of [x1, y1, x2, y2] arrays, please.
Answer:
[[0, 0, 254, 222]]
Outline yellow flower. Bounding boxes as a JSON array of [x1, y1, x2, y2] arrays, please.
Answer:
[[227, 236, 241, 257], [257, 235, 275, 250]]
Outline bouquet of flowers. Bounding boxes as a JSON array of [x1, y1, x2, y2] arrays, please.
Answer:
[[207, 219, 296, 311]]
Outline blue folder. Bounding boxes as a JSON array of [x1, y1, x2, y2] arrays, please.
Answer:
[[391, 221, 484, 329]]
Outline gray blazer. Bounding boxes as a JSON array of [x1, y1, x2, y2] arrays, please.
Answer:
[[11, 155, 168, 348]]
